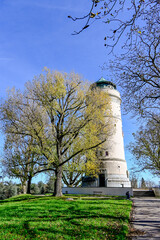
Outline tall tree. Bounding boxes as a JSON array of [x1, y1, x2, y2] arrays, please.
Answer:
[[0, 69, 112, 196], [128, 115, 160, 175]]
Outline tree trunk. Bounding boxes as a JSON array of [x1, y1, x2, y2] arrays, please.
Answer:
[[22, 182, 27, 194], [27, 176, 32, 194], [54, 166, 63, 196]]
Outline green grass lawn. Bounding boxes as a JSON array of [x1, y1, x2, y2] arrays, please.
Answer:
[[0, 194, 132, 240]]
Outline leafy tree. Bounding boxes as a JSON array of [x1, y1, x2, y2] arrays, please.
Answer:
[[46, 175, 55, 193], [62, 156, 84, 187], [128, 115, 160, 175], [62, 171, 83, 187], [30, 183, 40, 194], [0, 181, 17, 200], [0, 69, 112, 196], [16, 183, 24, 195], [1, 135, 50, 194], [38, 181, 46, 194], [62, 150, 102, 187], [69, 0, 160, 51]]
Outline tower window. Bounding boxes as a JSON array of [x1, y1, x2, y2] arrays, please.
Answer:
[[105, 151, 109, 156], [126, 170, 129, 178]]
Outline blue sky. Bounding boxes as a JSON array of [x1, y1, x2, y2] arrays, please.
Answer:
[[0, 0, 158, 185]]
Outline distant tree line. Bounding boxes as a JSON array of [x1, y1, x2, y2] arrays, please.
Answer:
[[129, 172, 156, 189], [0, 176, 55, 200]]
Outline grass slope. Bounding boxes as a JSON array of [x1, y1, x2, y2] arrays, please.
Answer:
[[0, 195, 132, 240]]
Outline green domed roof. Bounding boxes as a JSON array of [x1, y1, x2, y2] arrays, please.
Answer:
[[95, 77, 116, 89]]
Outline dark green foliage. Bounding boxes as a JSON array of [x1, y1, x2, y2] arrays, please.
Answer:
[[37, 181, 46, 194], [30, 183, 40, 194], [0, 194, 132, 239], [0, 181, 17, 200], [45, 176, 55, 193]]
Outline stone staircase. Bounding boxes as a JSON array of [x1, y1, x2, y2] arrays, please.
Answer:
[[133, 189, 155, 197]]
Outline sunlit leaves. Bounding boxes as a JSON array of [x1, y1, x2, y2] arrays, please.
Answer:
[[0, 69, 112, 195]]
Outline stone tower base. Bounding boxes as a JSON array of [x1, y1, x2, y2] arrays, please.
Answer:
[[82, 175, 131, 188]]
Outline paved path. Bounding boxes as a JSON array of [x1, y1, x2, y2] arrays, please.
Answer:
[[131, 197, 160, 240]]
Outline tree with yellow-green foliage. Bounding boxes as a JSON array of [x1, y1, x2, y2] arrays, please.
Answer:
[[62, 156, 84, 187], [62, 151, 100, 187], [1, 134, 51, 194], [0, 68, 112, 196]]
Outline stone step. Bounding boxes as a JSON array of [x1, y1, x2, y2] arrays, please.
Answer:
[[133, 190, 155, 197]]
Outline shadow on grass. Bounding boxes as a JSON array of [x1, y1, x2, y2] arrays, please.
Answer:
[[1, 219, 127, 240], [22, 221, 38, 239], [37, 224, 127, 239], [0, 196, 131, 239], [0, 194, 126, 203], [34, 211, 129, 223]]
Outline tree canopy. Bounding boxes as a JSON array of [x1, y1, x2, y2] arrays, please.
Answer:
[[0, 69, 112, 196]]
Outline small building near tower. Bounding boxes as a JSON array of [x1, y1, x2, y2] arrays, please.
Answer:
[[62, 78, 132, 196]]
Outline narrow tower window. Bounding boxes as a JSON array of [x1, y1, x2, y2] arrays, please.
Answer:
[[105, 151, 109, 156]]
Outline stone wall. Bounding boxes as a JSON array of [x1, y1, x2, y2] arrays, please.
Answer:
[[62, 187, 133, 196]]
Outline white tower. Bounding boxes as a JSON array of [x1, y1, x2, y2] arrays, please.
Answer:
[[96, 78, 131, 188]]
